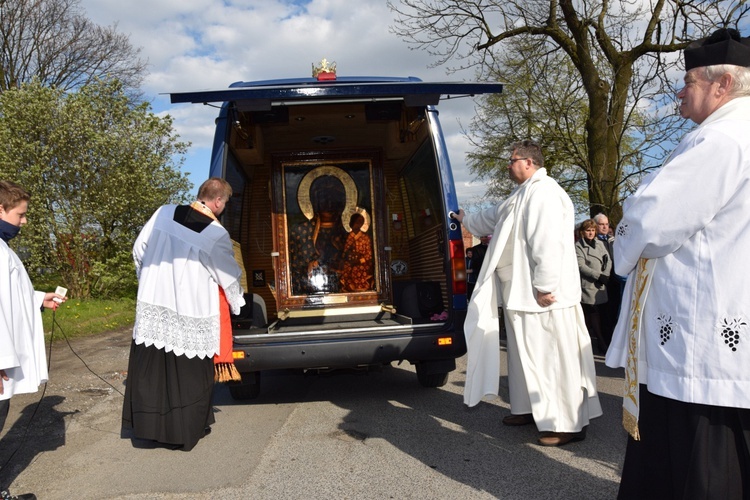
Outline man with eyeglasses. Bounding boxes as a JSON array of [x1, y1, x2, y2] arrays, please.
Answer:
[[455, 140, 601, 447], [122, 177, 245, 451]]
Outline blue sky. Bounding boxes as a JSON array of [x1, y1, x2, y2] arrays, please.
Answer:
[[78, 0, 491, 203]]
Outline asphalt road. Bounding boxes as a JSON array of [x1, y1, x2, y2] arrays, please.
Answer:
[[0, 328, 627, 499]]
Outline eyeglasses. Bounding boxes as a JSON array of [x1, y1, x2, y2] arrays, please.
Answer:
[[508, 157, 528, 163]]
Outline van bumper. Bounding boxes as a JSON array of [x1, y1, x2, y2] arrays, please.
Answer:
[[232, 313, 467, 373]]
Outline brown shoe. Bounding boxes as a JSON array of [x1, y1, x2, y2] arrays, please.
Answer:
[[502, 413, 534, 426], [537, 429, 586, 447]]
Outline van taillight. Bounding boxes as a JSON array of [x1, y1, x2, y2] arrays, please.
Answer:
[[450, 240, 467, 295]]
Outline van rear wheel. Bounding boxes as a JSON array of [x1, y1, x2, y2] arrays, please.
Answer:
[[415, 363, 449, 388], [228, 371, 261, 400]]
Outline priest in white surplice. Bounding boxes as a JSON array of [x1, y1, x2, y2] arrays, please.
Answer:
[[456, 140, 601, 447], [122, 177, 245, 451], [1, 180, 67, 500], [606, 29, 750, 498]]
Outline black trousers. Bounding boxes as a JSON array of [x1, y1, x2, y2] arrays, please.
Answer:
[[0, 398, 9, 490], [619, 385, 750, 500], [0, 398, 8, 433], [581, 302, 609, 353]]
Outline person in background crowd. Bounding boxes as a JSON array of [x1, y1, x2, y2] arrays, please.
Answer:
[[467, 235, 489, 299], [593, 214, 613, 246], [456, 140, 601, 447], [0, 180, 66, 500], [575, 219, 612, 353], [606, 28, 750, 498], [469, 236, 490, 271], [122, 177, 245, 451], [593, 213, 622, 340]]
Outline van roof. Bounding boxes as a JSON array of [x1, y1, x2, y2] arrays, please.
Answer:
[[228, 75, 426, 87], [169, 76, 503, 107]]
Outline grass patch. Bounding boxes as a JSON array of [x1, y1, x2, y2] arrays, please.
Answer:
[[44, 297, 136, 339]]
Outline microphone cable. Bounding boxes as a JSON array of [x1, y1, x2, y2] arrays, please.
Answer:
[[49, 314, 125, 397]]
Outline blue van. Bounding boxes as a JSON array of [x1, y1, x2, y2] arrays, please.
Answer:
[[170, 68, 502, 399]]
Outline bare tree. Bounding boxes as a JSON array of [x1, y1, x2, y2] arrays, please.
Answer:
[[389, 0, 749, 222], [465, 35, 593, 214], [0, 0, 146, 94]]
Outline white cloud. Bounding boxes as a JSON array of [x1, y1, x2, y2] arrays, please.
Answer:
[[78, 0, 491, 202]]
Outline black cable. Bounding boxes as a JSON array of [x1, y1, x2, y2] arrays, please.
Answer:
[[50, 315, 125, 397]]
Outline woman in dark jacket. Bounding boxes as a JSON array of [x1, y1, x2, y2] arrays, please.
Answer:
[[575, 219, 612, 353]]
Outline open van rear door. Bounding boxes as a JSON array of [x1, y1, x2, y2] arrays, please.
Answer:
[[167, 74, 502, 397]]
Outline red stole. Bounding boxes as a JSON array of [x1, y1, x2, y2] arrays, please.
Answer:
[[214, 288, 241, 382]]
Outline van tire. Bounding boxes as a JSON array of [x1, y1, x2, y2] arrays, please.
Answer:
[[415, 365, 449, 388], [228, 371, 261, 400]]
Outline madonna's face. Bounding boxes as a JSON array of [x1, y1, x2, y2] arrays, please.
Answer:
[[311, 176, 346, 217]]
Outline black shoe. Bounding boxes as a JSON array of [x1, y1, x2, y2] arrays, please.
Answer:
[[502, 413, 535, 426], [537, 428, 587, 447], [1, 490, 37, 500]]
